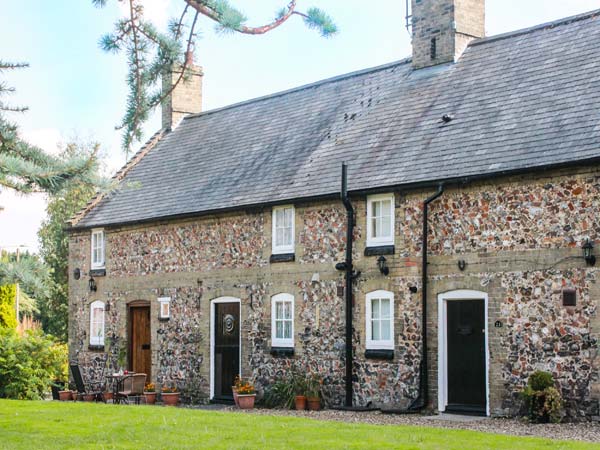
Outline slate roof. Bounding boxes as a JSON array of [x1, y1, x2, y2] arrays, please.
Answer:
[[75, 10, 600, 229]]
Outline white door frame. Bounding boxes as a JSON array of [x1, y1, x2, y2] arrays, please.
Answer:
[[210, 297, 241, 400], [437, 289, 490, 416]]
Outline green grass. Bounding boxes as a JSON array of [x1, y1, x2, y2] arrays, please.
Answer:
[[0, 400, 594, 449]]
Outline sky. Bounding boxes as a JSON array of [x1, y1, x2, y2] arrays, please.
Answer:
[[1, 0, 599, 252]]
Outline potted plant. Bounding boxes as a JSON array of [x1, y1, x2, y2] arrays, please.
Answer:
[[58, 381, 71, 402], [236, 377, 256, 410], [306, 374, 322, 411], [294, 375, 307, 411], [232, 375, 241, 407], [161, 385, 180, 406], [144, 383, 157, 405]]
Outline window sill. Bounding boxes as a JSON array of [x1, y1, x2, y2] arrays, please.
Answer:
[[88, 344, 105, 351], [270, 253, 295, 263], [90, 268, 106, 277], [364, 245, 395, 256], [365, 349, 394, 360], [270, 347, 295, 357]]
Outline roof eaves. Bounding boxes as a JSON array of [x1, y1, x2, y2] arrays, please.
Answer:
[[68, 128, 167, 228]]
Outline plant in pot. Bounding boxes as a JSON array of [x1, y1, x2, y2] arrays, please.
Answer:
[[306, 374, 322, 411], [144, 383, 157, 405], [57, 381, 71, 401], [232, 375, 242, 407], [236, 378, 256, 410], [521, 371, 562, 423], [294, 375, 308, 411], [161, 385, 180, 406]]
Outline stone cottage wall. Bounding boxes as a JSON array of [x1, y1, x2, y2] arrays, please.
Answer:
[[69, 165, 600, 419]]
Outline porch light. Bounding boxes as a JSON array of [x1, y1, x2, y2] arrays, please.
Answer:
[[582, 239, 596, 266], [88, 276, 97, 292], [158, 297, 171, 320], [377, 255, 389, 276]]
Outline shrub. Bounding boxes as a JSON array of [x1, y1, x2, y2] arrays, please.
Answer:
[[0, 329, 68, 400], [264, 372, 307, 409], [0, 285, 17, 329], [521, 371, 562, 423]]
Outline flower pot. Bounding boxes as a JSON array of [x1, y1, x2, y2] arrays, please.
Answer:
[[295, 395, 307, 410], [83, 394, 95, 402], [71, 391, 79, 401], [307, 397, 321, 411], [58, 390, 71, 401], [162, 392, 179, 406], [237, 394, 256, 410], [144, 392, 157, 405], [232, 389, 239, 407]]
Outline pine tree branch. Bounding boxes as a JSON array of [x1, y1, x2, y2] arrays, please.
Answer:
[[185, 0, 297, 35]]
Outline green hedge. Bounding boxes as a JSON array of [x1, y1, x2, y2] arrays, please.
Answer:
[[0, 329, 68, 399], [0, 285, 17, 329]]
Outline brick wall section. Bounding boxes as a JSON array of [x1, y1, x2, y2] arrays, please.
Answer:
[[411, 0, 485, 69], [69, 166, 600, 418], [161, 64, 203, 130]]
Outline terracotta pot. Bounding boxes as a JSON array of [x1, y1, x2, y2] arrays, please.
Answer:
[[71, 391, 79, 401], [232, 387, 239, 407], [295, 395, 307, 410], [306, 397, 320, 411], [83, 394, 95, 402], [237, 394, 256, 410], [58, 390, 71, 401], [104, 392, 114, 402], [144, 392, 157, 405], [162, 392, 179, 406]]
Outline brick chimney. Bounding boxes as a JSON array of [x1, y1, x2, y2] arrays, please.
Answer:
[[161, 51, 203, 130], [411, 0, 485, 69]]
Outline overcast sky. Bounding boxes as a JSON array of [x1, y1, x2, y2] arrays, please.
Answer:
[[1, 0, 599, 252]]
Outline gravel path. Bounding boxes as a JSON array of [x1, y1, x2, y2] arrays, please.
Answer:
[[224, 407, 600, 443]]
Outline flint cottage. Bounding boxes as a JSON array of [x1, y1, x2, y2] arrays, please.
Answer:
[[68, 0, 600, 419]]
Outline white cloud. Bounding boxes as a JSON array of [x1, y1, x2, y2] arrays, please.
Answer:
[[21, 127, 62, 155], [117, 0, 171, 29]]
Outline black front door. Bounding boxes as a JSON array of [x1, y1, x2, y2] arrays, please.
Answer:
[[213, 302, 240, 401], [446, 299, 486, 415]]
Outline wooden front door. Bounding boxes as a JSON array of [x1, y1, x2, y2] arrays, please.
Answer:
[[446, 300, 486, 414], [213, 302, 240, 401], [130, 305, 151, 379]]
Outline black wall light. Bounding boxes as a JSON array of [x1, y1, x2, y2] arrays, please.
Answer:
[[73, 268, 81, 280], [377, 255, 389, 276], [583, 239, 596, 266], [88, 276, 97, 292]]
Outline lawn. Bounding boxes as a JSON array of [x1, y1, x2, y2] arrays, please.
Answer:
[[0, 400, 594, 449]]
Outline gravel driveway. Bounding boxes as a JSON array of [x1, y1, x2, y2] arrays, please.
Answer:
[[227, 407, 599, 443]]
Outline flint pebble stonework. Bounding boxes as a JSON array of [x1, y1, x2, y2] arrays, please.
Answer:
[[69, 167, 599, 419]]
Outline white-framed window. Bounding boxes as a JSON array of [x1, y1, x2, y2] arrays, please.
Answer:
[[366, 194, 395, 247], [272, 205, 295, 254], [271, 293, 294, 347], [89, 300, 105, 346], [158, 297, 171, 319], [366, 290, 394, 350], [91, 229, 105, 269]]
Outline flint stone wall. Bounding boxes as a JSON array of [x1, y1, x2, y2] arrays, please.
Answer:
[[69, 166, 600, 419]]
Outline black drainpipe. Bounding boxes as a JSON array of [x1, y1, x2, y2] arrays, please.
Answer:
[[410, 183, 444, 410], [341, 162, 355, 408]]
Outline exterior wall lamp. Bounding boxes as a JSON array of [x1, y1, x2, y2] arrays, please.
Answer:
[[377, 255, 389, 276], [583, 239, 596, 266], [88, 276, 97, 292]]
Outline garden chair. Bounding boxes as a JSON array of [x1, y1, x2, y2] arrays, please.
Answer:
[[70, 363, 105, 403], [116, 373, 147, 405]]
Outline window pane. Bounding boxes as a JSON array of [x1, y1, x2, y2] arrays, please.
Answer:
[[371, 201, 380, 218], [380, 215, 391, 238], [275, 209, 284, 225], [284, 320, 292, 339], [380, 299, 390, 318], [284, 301, 292, 319], [372, 319, 380, 341], [371, 217, 378, 238], [371, 299, 380, 319], [276, 302, 283, 320], [276, 320, 283, 339], [276, 227, 284, 246], [381, 199, 391, 217], [284, 208, 293, 227], [283, 226, 292, 246], [381, 319, 391, 340]]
